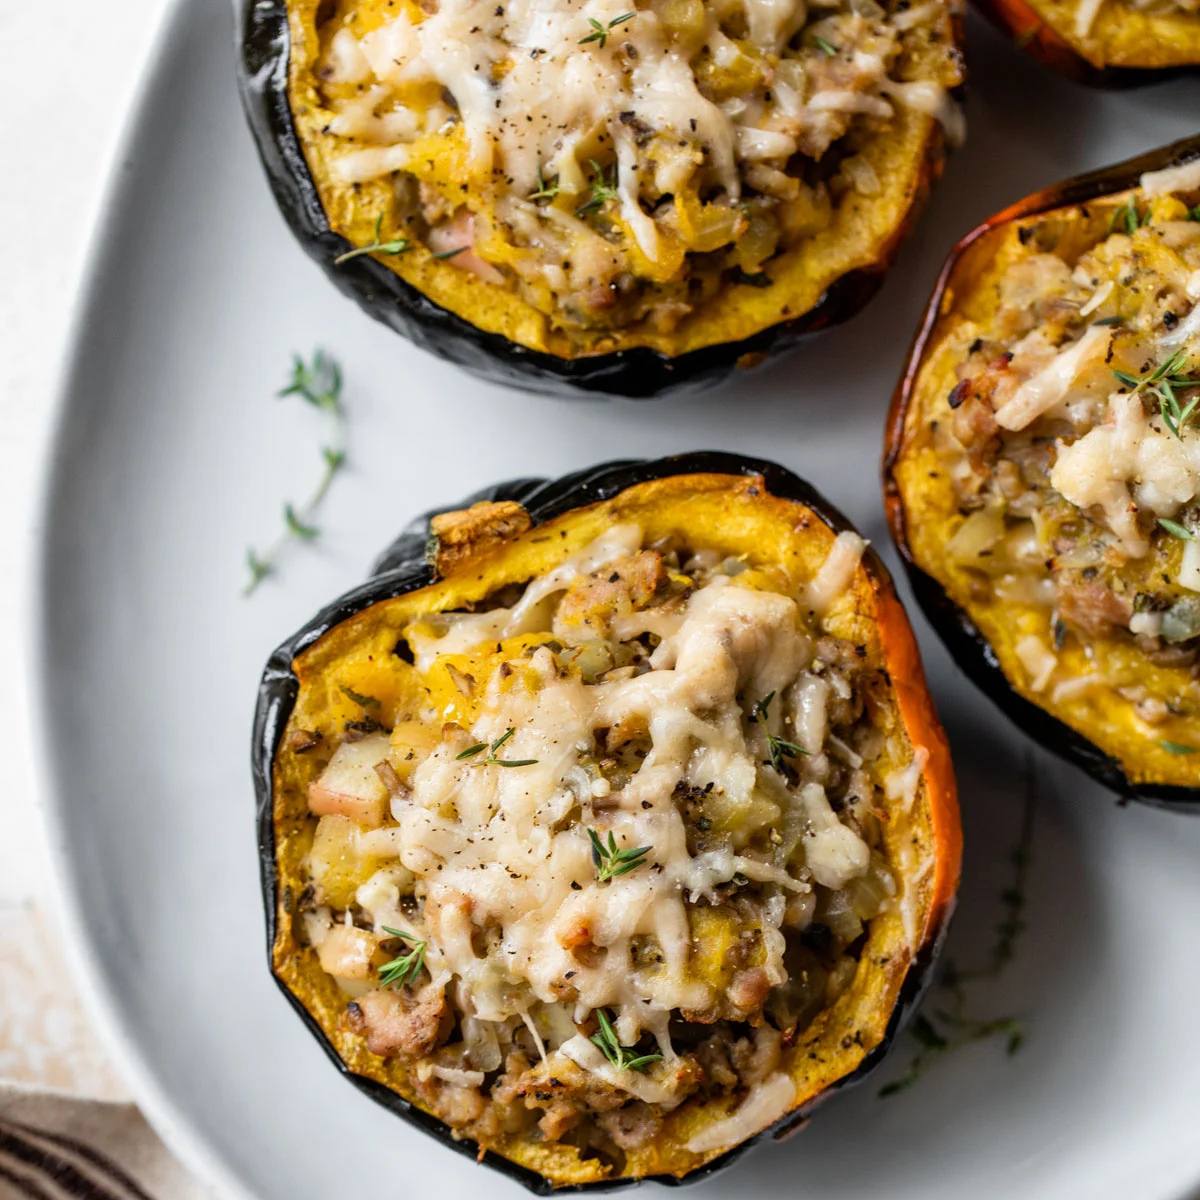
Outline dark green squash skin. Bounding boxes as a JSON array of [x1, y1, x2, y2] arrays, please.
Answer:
[[254, 452, 956, 1192], [883, 137, 1200, 814], [234, 1, 951, 400]]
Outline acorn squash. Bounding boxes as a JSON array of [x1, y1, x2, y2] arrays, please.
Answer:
[[236, 1, 964, 398], [975, 0, 1200, 82], [884, 137, 1200, 810], [254, 453, 960, 1189]]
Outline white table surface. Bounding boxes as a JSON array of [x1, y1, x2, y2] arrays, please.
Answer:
[[2, 0, 171, 907]]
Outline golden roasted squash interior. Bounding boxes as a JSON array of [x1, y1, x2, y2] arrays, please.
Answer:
[[891, 160, 1200, 789], [285, 0, 962, 359], [271, 473, 956, 1185], [993, 0, 1200, 71]]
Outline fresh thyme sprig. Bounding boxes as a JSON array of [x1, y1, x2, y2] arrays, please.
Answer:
[[590, 1009, 663, 1072], [378, 927, 427, 988], [878, 1012, 1023, 1097], [529, 168, 561, 202], [588, 828, 652, 883], [879, 753, 1036, 1097], [333, 214, 411, 265], [577, 160, 619, 217], [578, 11, 634, 47], [1112, 348, 1200, 440], [244, 351, 348, 595], [812, 34, 838, 55], [456, 727, 539, 767], [752, 691, 807, 773]]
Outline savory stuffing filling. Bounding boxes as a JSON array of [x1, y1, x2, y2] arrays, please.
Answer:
[[1073, 0, 1197, 40], [925, 158, 1200, 754], [307, 0, 959, 337], [293, 524, 905, 1161]]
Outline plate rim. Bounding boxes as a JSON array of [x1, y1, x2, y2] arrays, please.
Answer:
[[20, 4, 1200, 1199], [24, 1, 256, 1196]]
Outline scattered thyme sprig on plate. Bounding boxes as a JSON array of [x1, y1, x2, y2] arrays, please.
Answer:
[[244, 350, 347, 596], [590, 1009, 663, 1072], [1112, 347, 1200, 440], [752, 690, 807, 773], [333, 213, 410, 265], [456, 727, 539, 768], [578, 12, 634, 48], [588, 828, 652, 883], [378, 927, 427, 988]]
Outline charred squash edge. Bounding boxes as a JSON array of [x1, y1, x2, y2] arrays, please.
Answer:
[[883, 136, 1200, 813], [973, 0, 1198, 85], [234, 0, 959, 400], [253, 452, 961, 1191]]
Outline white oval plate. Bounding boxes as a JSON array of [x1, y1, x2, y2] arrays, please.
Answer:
[[30, 3, 1200, 1197]]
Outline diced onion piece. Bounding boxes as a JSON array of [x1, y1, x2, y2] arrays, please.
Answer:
[[1078, 280, 1113, 317], [316, 923, 379, 980], [946, 507, 1005, 563], [428, 211, 505, 285], [1180, 539, 1200, 593], [1015, 635, 1056, 693], [995, 326, 1108, 431], [806, 532, 865, 616], [308, 733, 392, 826], [684, 1072, 796, 1153]]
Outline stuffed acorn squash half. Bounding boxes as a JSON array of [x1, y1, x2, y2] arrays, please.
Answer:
[[237, 0, 964, 397], [885, 138, 1200, 809], [255, 455, 960, 1189], [976, 0, 1200, 81]]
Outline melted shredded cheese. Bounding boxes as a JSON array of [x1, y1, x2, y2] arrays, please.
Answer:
[[318, 0, 957, 271], [305, 522, 927, 1109], [683, 1071, 797, 1152], [397, 565, 864, 1030]]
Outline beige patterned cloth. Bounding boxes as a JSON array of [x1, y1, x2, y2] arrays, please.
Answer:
[[0, 907, 211, 1199]]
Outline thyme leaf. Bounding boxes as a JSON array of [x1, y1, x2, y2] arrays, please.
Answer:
[[1108, 197, 1146, 236], [752, 690, 808, 773], [339, 684, 381, 712], [378, 927, 427, 988], [812, 34, 838, 55], [576, 160, 619, 216], [284, 503, 319, 541], [1158, 517, 1195, 541], [245, 351, 349, 595], [333, 214, 411, 265], [432, 246, 468, 260], [590, 1009, 663, 1072], [1111, 348, 1200, 440], [529, 168, 561, 202], [588, 828, 652, 883], [463, 727, 540, 767], [578, 11, 634, 47], [1161, 739, 1197, 755]]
